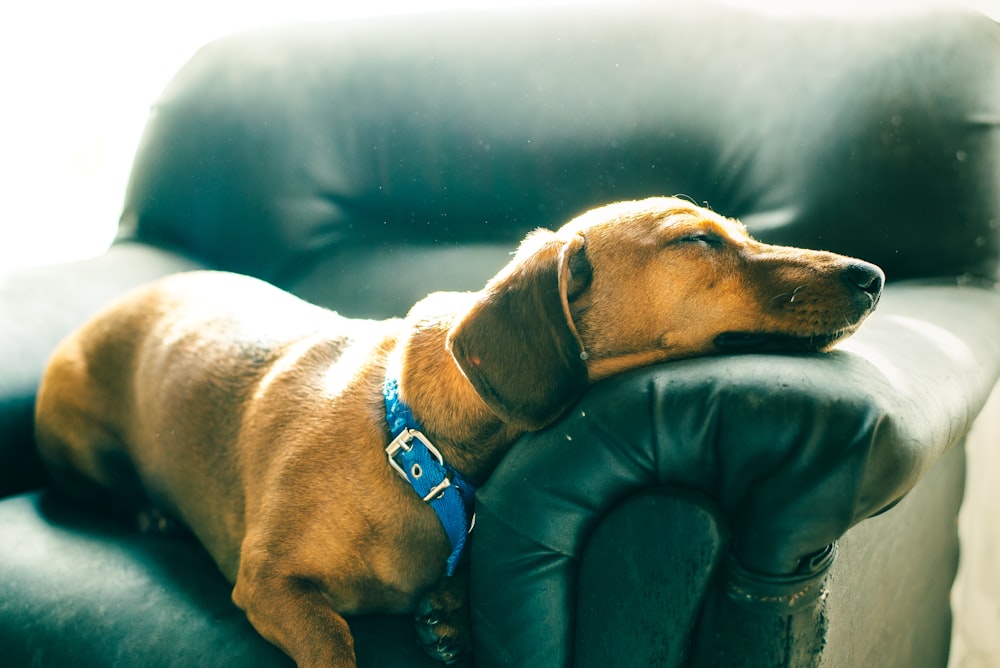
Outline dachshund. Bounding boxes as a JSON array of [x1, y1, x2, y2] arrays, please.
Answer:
[[35, 197, 883, 667]]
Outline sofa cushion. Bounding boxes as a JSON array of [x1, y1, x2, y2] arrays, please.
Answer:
[[0, 491, 449, 668]]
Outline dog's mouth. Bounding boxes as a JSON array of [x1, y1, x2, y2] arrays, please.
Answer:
[[713, 330, 849, 354]]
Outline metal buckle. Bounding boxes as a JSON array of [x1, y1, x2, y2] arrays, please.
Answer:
[[422, 477, 452, 503], [386, 428, 447, 493]]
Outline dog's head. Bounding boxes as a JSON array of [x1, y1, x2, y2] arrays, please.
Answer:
[[448, 197, 883, 430]]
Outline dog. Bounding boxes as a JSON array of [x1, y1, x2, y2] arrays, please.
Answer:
[[34, 197, 883, 667]]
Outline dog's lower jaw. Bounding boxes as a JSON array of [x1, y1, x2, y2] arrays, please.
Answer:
[[584, 348, 679, 382], [713, 328, 856, 353]]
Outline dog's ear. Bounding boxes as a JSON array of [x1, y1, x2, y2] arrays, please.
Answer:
[[447, 232, 591, 431]]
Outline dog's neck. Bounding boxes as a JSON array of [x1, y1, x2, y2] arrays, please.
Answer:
[[392, 298, 523, 484]]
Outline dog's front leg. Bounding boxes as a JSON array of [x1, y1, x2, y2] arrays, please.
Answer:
[[415, 564, 473, 665], [232, 556, 357, 668]]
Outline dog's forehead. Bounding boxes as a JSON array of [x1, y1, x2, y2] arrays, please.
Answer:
[[657, 210, 748, 240], [562, 199, 748, 245]]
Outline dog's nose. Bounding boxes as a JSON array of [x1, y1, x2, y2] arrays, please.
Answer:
[[843, 262, 884, 297]]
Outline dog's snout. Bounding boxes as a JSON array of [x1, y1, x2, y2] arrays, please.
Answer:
[[843, 262, 884, 298]]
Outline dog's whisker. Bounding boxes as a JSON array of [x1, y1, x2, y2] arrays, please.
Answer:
[[770, 285, 805, 305], [771, 285, 806, 304], [770, 291, 792, 304]]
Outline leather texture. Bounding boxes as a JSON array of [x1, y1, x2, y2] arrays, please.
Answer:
[[0, 491, 439, 668], [471, 284, 1000, 666], [1, 3, 998, 667], [118, 4, 999, 289]]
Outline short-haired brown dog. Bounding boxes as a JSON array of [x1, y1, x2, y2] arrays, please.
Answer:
[[35, 197, 883, 667]]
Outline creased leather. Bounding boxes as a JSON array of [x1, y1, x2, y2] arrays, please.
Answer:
[[472, 283, 1000, 667]]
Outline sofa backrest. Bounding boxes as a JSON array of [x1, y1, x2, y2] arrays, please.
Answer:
[[118, 3, 1000, 314]]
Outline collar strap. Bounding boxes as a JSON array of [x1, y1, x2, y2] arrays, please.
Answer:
[[383, 375, 477, 576]]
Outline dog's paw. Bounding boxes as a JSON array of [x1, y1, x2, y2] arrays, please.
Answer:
[[414, 582, 473, 665]]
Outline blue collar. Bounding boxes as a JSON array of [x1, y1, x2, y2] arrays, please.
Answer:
[[383, 374, 477, 576]]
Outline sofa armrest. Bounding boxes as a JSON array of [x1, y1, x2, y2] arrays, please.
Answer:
[[0, 242, 206, 496], [470, 280, 1000, 667]]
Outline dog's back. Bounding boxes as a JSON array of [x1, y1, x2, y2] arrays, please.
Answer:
[[35, 271, 399, 574]]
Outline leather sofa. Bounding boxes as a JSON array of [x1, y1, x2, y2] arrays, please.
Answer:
[[2, 3, 998, 666]]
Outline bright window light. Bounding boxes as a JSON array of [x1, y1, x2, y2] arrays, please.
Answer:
[[0, 0, 579, 273]]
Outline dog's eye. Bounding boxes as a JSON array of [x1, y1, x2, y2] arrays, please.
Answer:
[[679, 233, 724, 248]]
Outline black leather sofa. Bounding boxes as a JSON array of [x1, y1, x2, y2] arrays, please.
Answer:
[[2, 3, 999, 667]]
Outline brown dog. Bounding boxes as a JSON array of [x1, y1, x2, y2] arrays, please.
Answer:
[[34, 197, 883, 667]]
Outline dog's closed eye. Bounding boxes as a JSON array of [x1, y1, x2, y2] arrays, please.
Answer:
[[677, 232, 725, 248]]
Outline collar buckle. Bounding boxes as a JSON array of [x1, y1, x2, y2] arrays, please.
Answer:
[[384, 373, 477, 575], [385, 428, 444, 482]]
